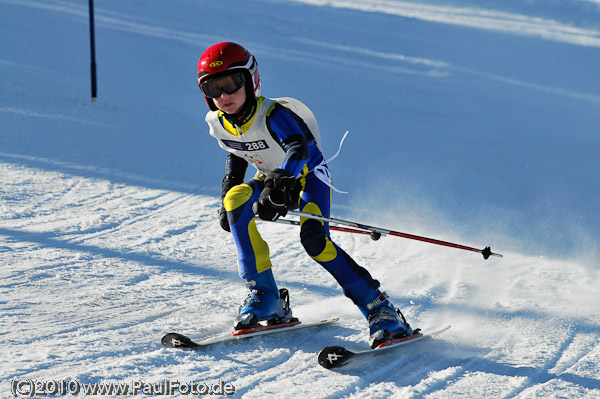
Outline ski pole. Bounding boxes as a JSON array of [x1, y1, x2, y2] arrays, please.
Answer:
[[271, 217, 375, 236], [282, 210, 503, 260]]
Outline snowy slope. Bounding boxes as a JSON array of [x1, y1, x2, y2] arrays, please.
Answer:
[[2, 0, 600, 398]]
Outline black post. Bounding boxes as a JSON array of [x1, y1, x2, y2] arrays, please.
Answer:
[[89, 0, 97, 100]]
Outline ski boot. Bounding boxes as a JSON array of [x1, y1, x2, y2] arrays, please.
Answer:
[[234, 269, 295, 330], [361, 292, 412, 349]]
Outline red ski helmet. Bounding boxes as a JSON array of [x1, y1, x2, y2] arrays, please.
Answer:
[[197, 42, 261, 111]]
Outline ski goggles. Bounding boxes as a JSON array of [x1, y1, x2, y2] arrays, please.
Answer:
[[200, 71, 246, 99]]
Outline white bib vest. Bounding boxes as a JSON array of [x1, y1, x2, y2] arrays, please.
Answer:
[[206, 97, 321, 175]]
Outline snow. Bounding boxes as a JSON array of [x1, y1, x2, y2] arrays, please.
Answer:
[[1, 0, 600, 397]]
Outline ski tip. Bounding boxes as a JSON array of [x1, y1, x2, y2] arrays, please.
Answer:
[[161, 332, 199, 349], [318, 345, 353, 369]]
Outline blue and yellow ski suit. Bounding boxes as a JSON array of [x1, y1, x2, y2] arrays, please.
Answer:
[[206, 96, 381, 310]]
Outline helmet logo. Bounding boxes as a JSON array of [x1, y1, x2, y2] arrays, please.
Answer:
[[209, 61, 223, 68]]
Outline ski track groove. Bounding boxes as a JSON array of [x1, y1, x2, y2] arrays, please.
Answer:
[[65, 191, 192, 245], [500, 327, 578, 398], [407, 359, 471, 399], [313, 337, 461, 398], [544, 333, 600, 392], [566, 337, 600, 372], [210, 327, 336, 397], [231, 353, 295, 398], [206, 346, 297, 397]]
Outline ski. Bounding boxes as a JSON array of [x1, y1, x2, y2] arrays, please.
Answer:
[[318, 325, 451, 369], [161, 317, 340, 350]]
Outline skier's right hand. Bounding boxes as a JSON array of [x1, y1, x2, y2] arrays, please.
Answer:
[[254, 168, 297, 221], [253, 194, 287, 221]]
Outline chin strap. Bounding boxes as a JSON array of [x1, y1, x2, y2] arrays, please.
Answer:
[[224, 98, 257, 126]]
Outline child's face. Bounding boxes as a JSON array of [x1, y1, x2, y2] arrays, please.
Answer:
[[213, 84, 247, 115], [201, 73, 247, 115]]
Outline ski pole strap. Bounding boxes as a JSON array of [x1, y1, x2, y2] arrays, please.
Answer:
[[312, 130, 349, 194]]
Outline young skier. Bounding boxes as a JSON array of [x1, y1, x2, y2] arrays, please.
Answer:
[[197, 41, 412, 348]]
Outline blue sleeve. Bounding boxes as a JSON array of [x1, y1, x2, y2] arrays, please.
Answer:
[[266, 103, 313, 177]]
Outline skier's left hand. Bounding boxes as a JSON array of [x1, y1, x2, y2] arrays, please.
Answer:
[[254, 169, 297, 221], [218, 205, 230, 232], [219, 174, 242, 232]]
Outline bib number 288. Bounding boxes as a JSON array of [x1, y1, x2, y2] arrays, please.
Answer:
[[245, 140, 267, 151]]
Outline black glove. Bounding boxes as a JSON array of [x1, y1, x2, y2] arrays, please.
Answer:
[[218, 205, 230, 232], [219, 174, 243, 232], [254, 169, 298, 221]]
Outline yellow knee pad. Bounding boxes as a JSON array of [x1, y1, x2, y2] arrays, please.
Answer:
[[223, 183, 253, 212], [300, 202, 337, 263]]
